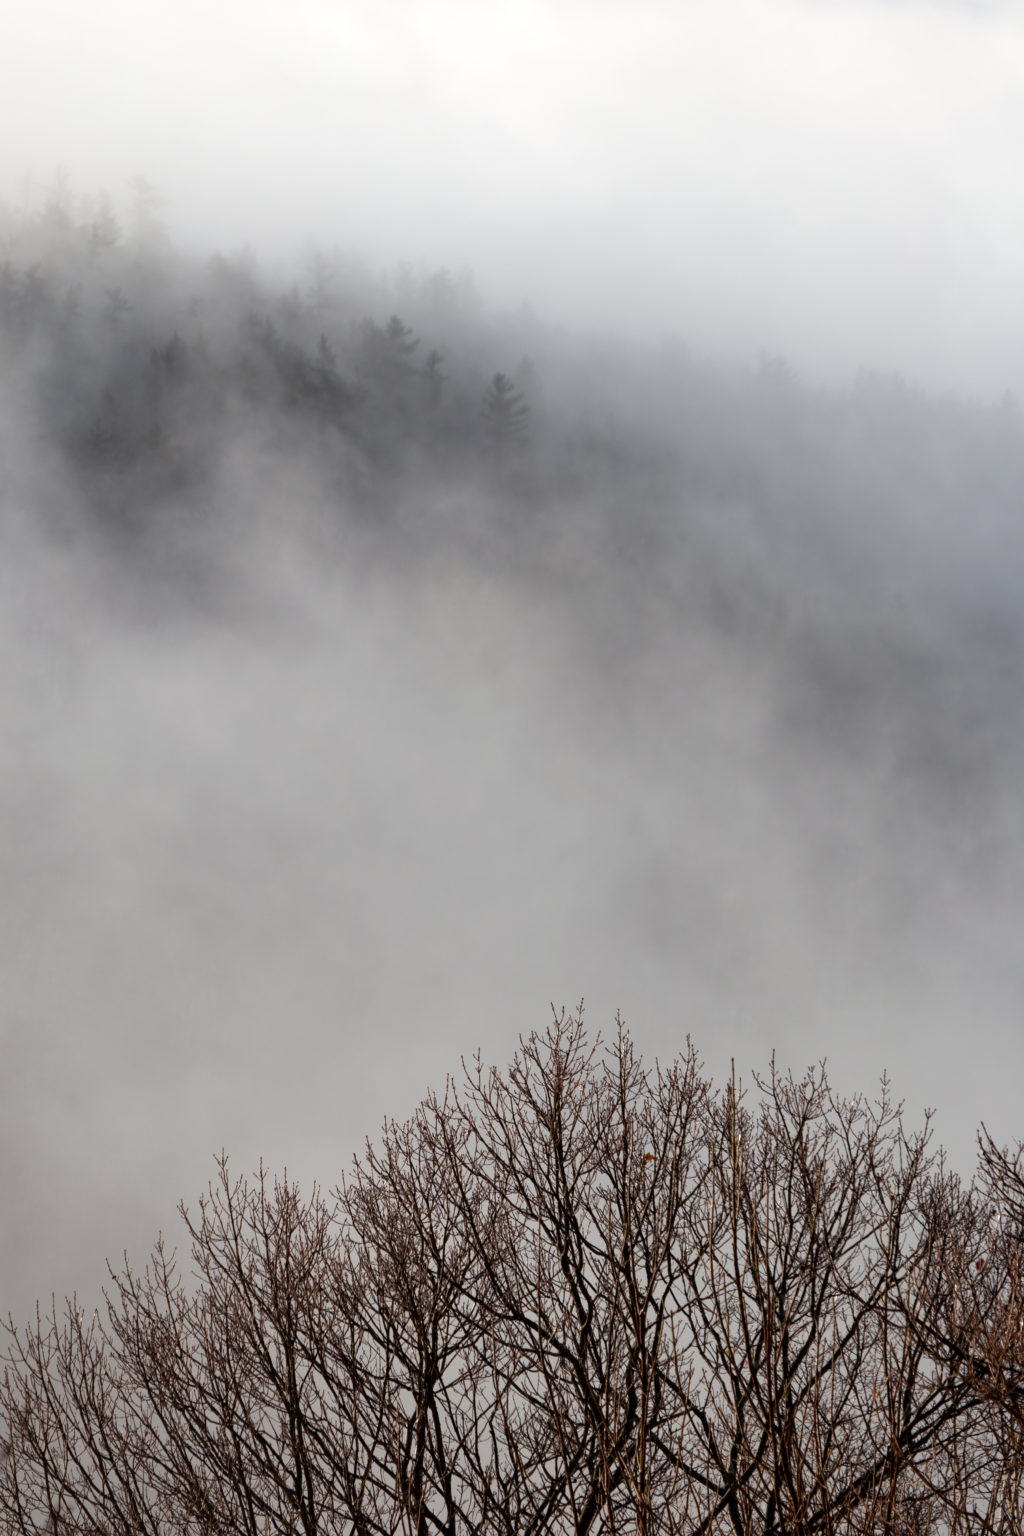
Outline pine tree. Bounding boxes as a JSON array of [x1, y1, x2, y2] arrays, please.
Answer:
[[481, 370, 529, 457]]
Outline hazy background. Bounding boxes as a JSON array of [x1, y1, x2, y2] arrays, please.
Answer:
[[4, 0, 1024, 394], [2, 0, 1023, 1321]]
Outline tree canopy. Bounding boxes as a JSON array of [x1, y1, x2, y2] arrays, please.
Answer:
[[2, 1012, 1022, 1536]]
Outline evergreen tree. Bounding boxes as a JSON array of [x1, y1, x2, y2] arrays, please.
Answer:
[[482, 370, 530, 457]]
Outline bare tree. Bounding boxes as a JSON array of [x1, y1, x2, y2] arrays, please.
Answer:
[[2, 1013, 1018, 1536], [921, 1130, 1024, 1534]]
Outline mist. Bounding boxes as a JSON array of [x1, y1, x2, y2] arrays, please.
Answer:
[[2, 1, 1023, 1324], [5, 0, 1024, 395]]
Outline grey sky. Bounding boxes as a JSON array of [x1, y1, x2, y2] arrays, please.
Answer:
[[3, 0, 1023, 393]]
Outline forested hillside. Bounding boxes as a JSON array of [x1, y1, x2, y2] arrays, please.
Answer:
[[4, 182, 1022, 615], [5, 180, 1024, 868], [3, 180, 1024, 1335]]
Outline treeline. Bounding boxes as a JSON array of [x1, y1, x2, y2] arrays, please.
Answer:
[[6, 170, 1024, 733], [1, 1016, 1022, 1535], [4, 175, 1023, 586], [0, 177, 542, 537]]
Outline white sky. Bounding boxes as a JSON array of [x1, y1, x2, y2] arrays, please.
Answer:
[[3, 0, 1023, 392]]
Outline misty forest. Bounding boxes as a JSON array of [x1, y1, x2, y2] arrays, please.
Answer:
[[2, 173, 1024, 1534]]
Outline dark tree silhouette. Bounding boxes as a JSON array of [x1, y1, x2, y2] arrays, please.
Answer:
[[2, 1015, 1022, 1536], [421, 347, 445, 407], [482, 371, 530, 457], [85, 194, 120, 263], [359, 314, 419, 394]]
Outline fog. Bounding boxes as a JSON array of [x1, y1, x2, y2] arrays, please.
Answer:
[[5, 0, 1024, 394], [2, 1, 1023, 1322]]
